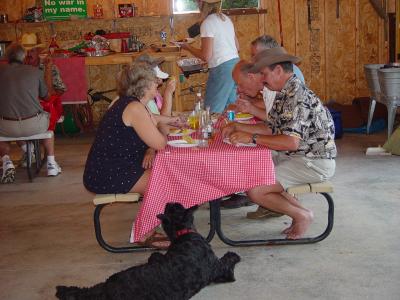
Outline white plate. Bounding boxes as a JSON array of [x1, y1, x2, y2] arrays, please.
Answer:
[[167, 139, 199, 148], [223, 138, 256, 147], [168, 129, 195, 137]]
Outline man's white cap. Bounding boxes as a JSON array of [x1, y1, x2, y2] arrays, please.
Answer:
[[154, 65, 169, 79]]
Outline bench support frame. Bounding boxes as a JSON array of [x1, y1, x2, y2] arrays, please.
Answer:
[[93, 192, 334, 253], [207, 192, 334, 246], [94, 203, 153, 253]]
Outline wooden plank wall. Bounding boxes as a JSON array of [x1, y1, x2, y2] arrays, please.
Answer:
[[260, 0, 387, 104], [0, 0, 392, 106]]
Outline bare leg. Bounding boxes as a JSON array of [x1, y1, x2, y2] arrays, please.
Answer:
[[43, 136, 54, 156], [130, 170, 170, 248], [282, 191, 302, 208], [247, 183, 313, 239], [0, 142, 10, 157], [129, 169, 151, 195], [280, 190, 303, 234], [16, 141, 26, 148]]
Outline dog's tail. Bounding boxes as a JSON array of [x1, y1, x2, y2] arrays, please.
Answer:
[[212, 251, 241, 283], [55, 283, 106, 300]]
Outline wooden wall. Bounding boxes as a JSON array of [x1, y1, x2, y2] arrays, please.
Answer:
[[259, 0, 388, 104], [0, 0, 392, 108]]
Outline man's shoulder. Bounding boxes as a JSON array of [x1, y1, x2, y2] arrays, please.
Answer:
[[0, 64, 40, 79]]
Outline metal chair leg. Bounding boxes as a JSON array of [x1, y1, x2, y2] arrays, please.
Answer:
[[367, 98, 377, 134], [33, 140, 44, 174], [387, 105, 397, 138], [25, 142, 33, 182], [209, 193, 334, 246], [94, 204, 154, 253]]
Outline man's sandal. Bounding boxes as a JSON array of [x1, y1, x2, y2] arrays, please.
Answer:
[[246, 206, 283, 219]]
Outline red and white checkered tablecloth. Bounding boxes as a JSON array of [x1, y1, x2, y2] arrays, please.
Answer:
[[130, 131, 275, 242]]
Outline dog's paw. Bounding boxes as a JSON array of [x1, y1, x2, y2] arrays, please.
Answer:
[[55, 285, 80, 300], [212, 252, 241, 283], [221, 251, 241, 265]]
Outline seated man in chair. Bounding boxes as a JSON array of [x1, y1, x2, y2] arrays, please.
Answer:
[[223, 47, 336, 239], [0, 42, 61, 183]]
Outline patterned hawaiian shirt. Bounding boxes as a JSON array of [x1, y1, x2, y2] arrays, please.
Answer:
[[267, 75, 337, 159]]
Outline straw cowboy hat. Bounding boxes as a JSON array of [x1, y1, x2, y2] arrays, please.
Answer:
[[21, 33, 45, 50], [249, 47, 301, 73]]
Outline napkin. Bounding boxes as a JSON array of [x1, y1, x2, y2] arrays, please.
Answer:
[[223, 138, 256, 147]]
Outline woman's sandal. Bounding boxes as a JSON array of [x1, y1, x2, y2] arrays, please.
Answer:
[[138, 232, 170, 250]]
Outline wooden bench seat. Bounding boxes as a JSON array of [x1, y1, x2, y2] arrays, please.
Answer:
[[93, 193, 141, 205]]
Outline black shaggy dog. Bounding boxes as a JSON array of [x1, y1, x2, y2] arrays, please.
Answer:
[[56, 203, 241, 300]]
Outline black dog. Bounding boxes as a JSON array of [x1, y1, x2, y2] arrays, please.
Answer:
[[56, 203, 241, 300]]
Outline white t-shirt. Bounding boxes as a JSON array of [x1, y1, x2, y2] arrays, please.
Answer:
[[200, 13, 239, 68]]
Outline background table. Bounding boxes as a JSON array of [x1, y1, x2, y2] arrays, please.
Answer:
[[53, 56, 87, 104], [131, 133, 275, 243]]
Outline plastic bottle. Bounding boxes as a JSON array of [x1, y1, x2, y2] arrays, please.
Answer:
[[196, 87, 204, 111], [198, 110, 209, 148], [205, 106, 213, 139]]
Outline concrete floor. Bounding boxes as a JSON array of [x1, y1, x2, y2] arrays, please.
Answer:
[[1, 131, 399, 300]]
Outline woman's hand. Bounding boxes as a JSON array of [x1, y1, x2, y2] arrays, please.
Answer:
[[169, 115, 187, 127], [142, 148, 156, 169], [157, 122, 171, 136]]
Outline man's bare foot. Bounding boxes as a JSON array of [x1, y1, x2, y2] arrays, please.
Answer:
[[286, 210, 314, 240], [281, 221, 295, 235]]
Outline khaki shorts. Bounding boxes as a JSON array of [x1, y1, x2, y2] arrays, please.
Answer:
[[273, 152, 336, 190], [0, 112, 49, 137]]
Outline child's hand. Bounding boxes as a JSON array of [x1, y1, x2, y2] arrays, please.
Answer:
[[165, 77, 177, 95]]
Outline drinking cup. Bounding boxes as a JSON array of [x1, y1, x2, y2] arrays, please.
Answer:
[[188, 113, 199, 130]]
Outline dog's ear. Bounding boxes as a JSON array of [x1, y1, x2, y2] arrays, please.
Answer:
[[157, 213, 168, 221], [186, 205, 198, 216]]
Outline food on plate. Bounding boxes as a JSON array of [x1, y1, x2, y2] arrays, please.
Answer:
[[235, 113, 253, 119], [169, 128, 180, 134], [182, 135, 195, 144], [169, 128, 192, 135]]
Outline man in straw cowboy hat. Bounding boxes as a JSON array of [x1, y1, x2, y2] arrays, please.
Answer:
[[21, 32, 45, 50], [0, 42, 61, 183], [222, 47, 337, 239]]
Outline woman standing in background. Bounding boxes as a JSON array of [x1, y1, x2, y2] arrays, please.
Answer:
[[181, 0, 239, 113]]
